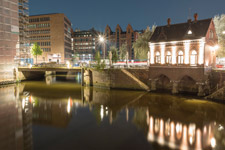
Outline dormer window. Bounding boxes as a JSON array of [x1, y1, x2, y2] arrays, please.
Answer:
[[209, 30, 214, 39], [188, 30, 192, 35]]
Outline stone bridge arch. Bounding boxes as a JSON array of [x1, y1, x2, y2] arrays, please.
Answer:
[[178, 75, 198, 94], [154, 74, 172, 91]]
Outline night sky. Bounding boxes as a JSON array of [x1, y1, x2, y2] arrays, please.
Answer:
[[29, 0, 225, 31]]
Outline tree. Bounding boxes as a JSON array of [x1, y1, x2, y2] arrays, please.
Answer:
[[214, 14, 225, 57], [109, 46, 119, 63], [119, 43, 127, 60], [95, 51, 101, 69], [30, 42, 43, 64], [132, 25, 156, 60]]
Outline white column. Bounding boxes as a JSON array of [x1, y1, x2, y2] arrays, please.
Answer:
[[161, 44, 165, 64], [184, 40, 190, 64], [150, 44, 155, 64], [172, 46, 176, 64], [199, 39, 205, 65]]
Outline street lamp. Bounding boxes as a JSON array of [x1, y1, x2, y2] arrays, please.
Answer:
[[98, 35, 106, 59]]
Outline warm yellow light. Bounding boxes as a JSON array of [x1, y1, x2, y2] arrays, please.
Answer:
[[184, 40, 190, 64], [150, 44, 155, 64], [29, 64, 32, 69], [188, 30, 192, 35], [160, 44, 165, 64], [211, 137, 216, 148], [214, 45, 219, 50], [172, 46, 176, 64], [199, 39, 205, 65], [99, 35, 105, 43], [223, 31, 225, 34]]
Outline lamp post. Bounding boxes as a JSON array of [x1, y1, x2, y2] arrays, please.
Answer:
[[99, 35, 106, 60]]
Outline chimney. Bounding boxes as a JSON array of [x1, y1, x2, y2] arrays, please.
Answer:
[[194, 13, 198, 21], [167, 18, 171, 27], [187, 19, 192, 24]]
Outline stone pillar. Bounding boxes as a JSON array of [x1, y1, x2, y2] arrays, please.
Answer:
[[171, 80, 179, 94], [150, 79, 157, 91], [197, 82, 205, 96]]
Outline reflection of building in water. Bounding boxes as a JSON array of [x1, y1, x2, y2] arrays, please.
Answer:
[[0, 85, 33, 150], [31, 96, 85, 128], [21, 93, 33, 150], [146, 113, 221, 150]]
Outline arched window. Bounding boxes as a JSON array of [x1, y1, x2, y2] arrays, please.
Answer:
[[178, 51, 184, 64], [190, 50, 197, 65], [166, 51, 172, 64], [155, 51, 160, 64], [209, 30, 214, 39]]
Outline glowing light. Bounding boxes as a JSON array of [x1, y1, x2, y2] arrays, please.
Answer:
[[223, 31, 225, 34], [211, 137, 216, 148], [20, 61, 24, 66], [158, 119, 165, 145], [22, 98, 25, 109], [176, 123, 183, 140], [180, 125, 188, 150], [172, 46, 176, 64], [161, 44, 165, 64], [29, 64, 32, 69], [188, 30, 192, 35], [100, 105, 104, 120], [147, 116, 154, 142], [66, 61, 70, 69], [99, 35, 105, 43], [67, 98, 71, 113], [195, 129, 202, 150], [184, 40, 190, 64], [188, 124, 196, 145], [150, 44, 155, 64], [190, 50, 197, 65]]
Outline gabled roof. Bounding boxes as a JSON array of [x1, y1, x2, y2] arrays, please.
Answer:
[[150, 18, 212, 43]]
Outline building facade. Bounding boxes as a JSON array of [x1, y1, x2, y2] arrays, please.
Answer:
[[105, 24, 143, 59], [28, 13, 73, 63], [18, 0, 30, 62], [0, 0, 19, 81], [148, 14, 218, 96], [72, 28, 100, 61]]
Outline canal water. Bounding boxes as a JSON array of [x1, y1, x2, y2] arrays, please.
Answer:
[[0, 75, 225, 150]]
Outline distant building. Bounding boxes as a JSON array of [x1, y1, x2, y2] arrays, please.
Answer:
[[72, 28, 100, 61], [105, 24, 143, 59], [148, 14, 218, 96], [28, 13, 73, 63], [0, 0, 19, 81]]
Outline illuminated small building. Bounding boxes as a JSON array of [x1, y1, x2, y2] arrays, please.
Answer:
[[148, 14, 218, 96]]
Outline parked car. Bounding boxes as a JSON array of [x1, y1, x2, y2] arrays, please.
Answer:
[[216, 64, 224, 68]]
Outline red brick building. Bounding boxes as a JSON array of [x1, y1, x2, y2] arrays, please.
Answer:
[[105, 24, 143, 59], [148, 14, 218, 96]]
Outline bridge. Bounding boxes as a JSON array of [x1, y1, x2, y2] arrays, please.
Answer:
[[18, 67, 82, 72]]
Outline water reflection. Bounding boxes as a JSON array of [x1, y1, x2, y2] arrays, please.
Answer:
[[1, 77, 225, 149]]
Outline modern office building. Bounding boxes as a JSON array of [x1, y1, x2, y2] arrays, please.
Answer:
[[105, 24, 143, 59], [17, 0, 30, 62], [0, 0, 19, 81], [72, 28, 100, 61], [28, 13, 73, 63]]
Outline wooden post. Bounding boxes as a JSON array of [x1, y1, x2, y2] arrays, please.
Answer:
[[81, 68, 84, 86]]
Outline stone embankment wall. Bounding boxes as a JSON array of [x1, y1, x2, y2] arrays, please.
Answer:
[[0, 64, 18, 85], [84, 69, 150, 90]]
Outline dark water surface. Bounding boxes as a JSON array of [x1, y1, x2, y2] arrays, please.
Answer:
[[1, 75, 225, 150]]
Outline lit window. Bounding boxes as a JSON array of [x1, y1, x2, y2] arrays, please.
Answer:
[[166, 51, 172, 64], [188, 30, 192, 35], [178, 51, 184, 64], [209, 30, 214, 39], [155, 51, 160, 64], [190, 50, 197, 66]]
